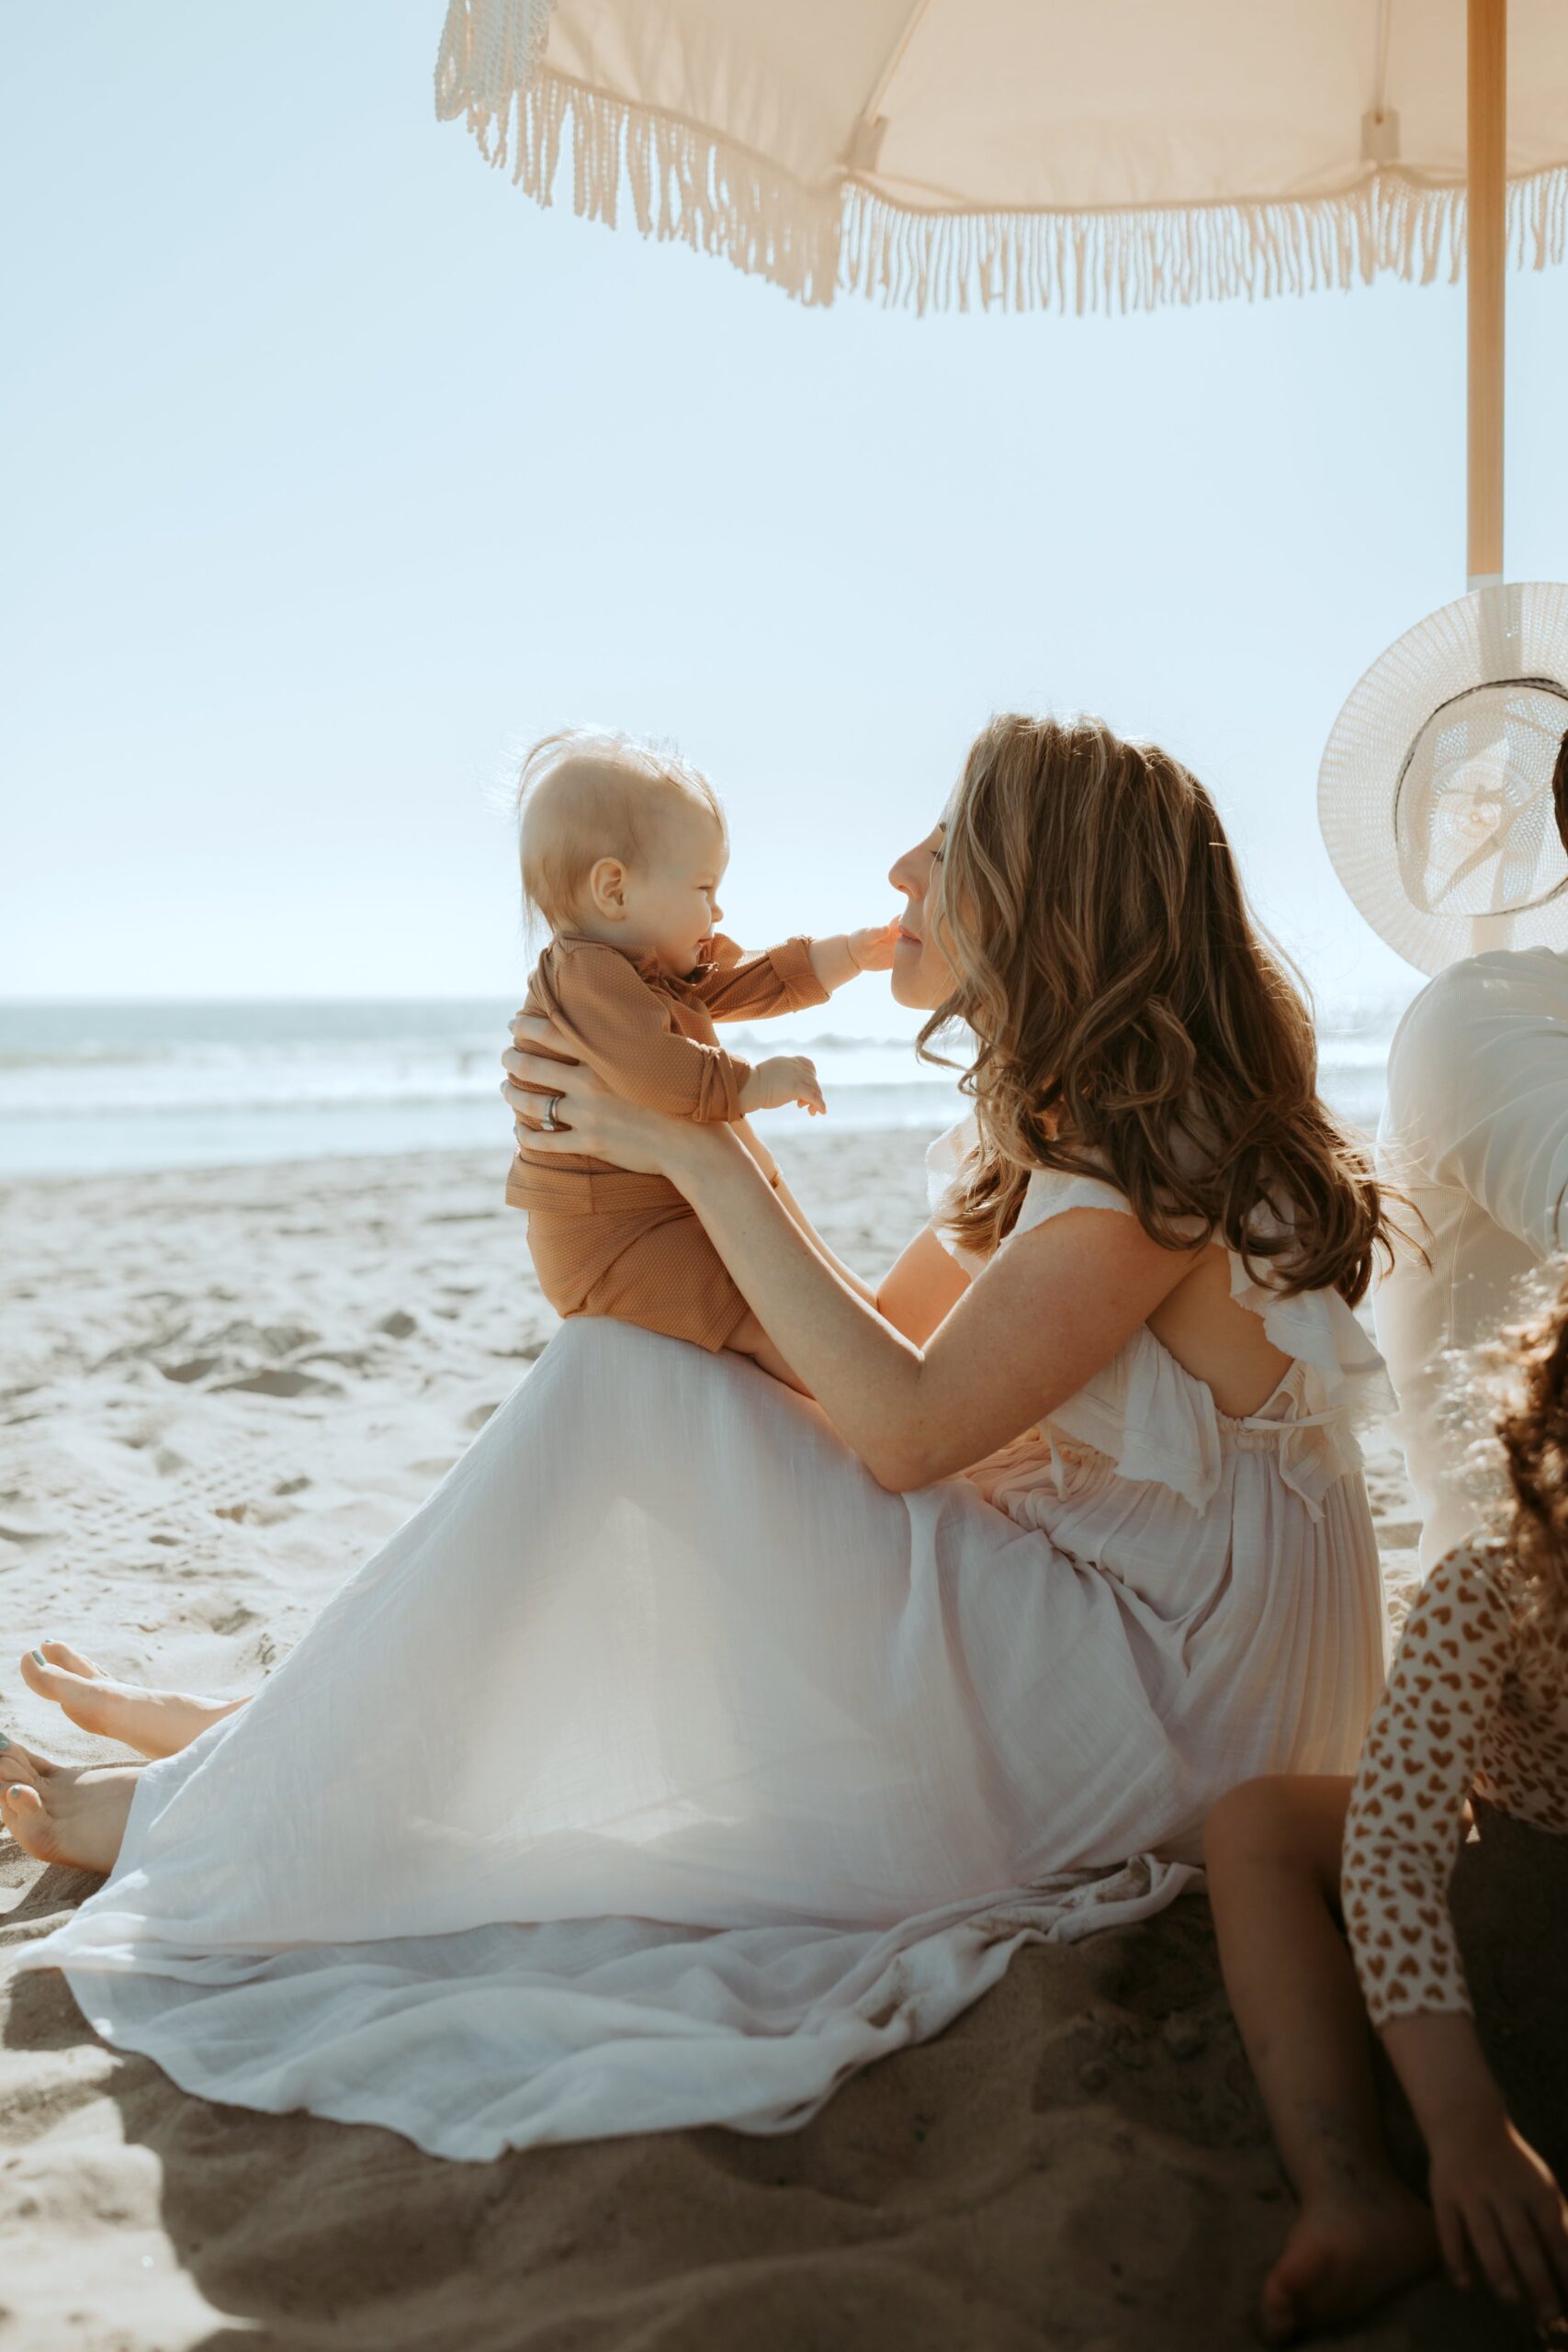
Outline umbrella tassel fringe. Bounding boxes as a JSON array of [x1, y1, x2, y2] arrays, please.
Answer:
[[836, 169, 1568, 318], [434, 13, 1568, 317]]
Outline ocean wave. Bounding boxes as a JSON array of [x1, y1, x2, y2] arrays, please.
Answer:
[[0, 997, 1397, 1176]]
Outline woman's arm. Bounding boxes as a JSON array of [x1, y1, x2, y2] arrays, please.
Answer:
[[667, 1126, 1190, 1486], [764, 1178, 967, 1333], [502, 1024, 1194, 1487], [505, 1015, 926, 1321], [766, 1161, 877, 1306], [876, 1224, 973, 1344]]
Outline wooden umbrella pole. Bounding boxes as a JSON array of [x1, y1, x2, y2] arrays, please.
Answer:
[[1467, 0, 1506, 590]]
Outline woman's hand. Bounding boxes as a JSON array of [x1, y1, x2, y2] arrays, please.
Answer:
[[501, 1014, 701, 1180], [1426, 2110, 1568, 2325]]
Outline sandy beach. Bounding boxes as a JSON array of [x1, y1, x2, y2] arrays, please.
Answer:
[[0, 1127, 1529, 2351]]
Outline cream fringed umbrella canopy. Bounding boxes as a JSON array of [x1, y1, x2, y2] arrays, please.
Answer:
[[434, 0, 1568, 317], [437, 0, 1568, 978]]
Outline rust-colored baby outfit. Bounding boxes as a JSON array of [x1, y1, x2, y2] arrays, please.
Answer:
[[505, 931, 829, 1350]]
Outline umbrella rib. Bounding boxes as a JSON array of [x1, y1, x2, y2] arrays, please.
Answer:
[[1372, 0, 1393, 127], [850, 0, 932, 164]]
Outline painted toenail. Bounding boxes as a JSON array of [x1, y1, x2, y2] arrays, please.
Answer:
[[0, 1736, 8, 1751], [6, 1786, 20, 1799], [31, 1652, 44, 1666]]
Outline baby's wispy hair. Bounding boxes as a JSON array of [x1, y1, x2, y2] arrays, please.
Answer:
[[514, 728, 724, 933]]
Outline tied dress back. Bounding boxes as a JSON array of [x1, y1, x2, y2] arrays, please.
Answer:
[[23, 1122, 1392, 2159]]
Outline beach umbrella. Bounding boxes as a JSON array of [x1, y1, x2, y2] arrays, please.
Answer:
[[434, 2, 1567, 330], [1309, 5, 1568, 972], [435, 0, 1568, 969]]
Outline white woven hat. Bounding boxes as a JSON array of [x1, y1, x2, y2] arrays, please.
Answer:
[[1318, 582, 1568, 977]]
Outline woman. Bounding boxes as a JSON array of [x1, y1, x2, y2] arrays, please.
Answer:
[[5, 714, 1394, 2163]]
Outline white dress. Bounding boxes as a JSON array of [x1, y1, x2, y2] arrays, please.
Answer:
[[1375, 947, 1568, 1571], [25, 1125, 1392, 2161]]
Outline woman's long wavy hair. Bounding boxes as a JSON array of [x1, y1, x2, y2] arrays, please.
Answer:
[[922, 713, 1397, 1304]]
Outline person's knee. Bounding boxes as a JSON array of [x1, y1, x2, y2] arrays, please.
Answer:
[[1204, 1775, 1302, 1872], [1203, 1773, 1349, 1893]]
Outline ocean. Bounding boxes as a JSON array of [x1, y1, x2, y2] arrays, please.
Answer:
[[0, 998, 1408, 1180]]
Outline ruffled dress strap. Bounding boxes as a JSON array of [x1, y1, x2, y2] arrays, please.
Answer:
[[1222, 1248, 1394, 1511], [926, 1115, 1394, 1518]]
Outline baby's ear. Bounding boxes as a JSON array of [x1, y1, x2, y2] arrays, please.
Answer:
[[586, 856, 629, 918]]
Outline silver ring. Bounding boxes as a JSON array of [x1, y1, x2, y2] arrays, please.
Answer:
[[540, 1092, 563, 1134]]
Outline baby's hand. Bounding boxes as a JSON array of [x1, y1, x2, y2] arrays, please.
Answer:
[[848, 919, 900, 974], [740, 1055, 826, 1117]]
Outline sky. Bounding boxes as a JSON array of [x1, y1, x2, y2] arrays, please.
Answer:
[[5, 1, 1567, 1038]]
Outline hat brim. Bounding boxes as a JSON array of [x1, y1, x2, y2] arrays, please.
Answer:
[[1318, 582, 1568, 977]]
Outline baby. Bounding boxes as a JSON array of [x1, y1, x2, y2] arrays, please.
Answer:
[[504, 729, 896, 1384]]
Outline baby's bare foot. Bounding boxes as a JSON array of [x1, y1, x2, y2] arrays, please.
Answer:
[[1260, 2184, 1438, 2343], [0, 1738, 140, 1876], [20, 1640, 243, 1759]]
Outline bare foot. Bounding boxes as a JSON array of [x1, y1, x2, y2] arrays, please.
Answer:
[[0, 1737, 141, 1875], [20, 1639, 243, 1759], [1260, 2185, 1439, 2343]]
